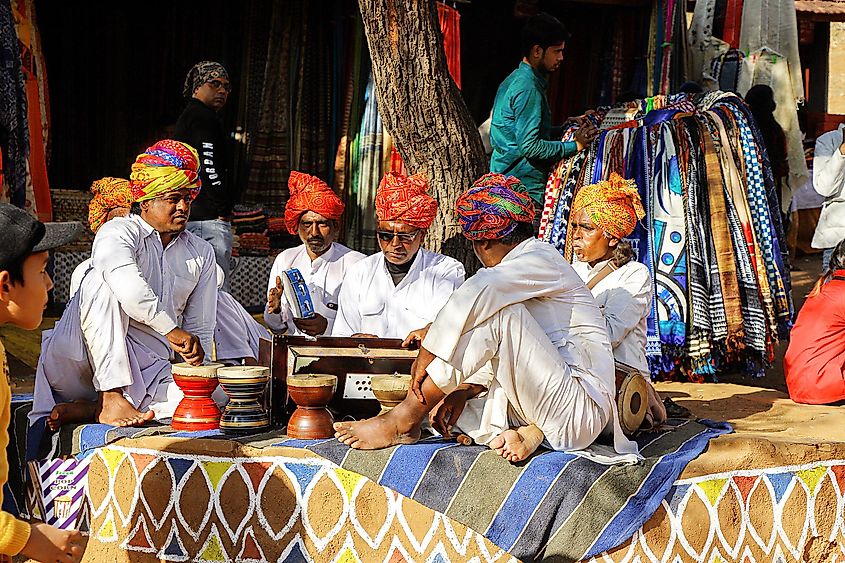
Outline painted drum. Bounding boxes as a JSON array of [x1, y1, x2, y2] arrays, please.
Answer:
[[615, 362, 648, 436], [171, 363, 224, 431], [287, 374, 338, 439], [217, 366, 271, 435]]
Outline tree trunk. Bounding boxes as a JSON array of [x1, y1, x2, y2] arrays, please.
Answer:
[[357, 0, 486, 267]]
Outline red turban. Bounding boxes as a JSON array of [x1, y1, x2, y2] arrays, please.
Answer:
[[284, 171, 345, 234], [375, 172, 438, 229]]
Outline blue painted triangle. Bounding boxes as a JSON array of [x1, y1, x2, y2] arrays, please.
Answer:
[[279, 539, 309, 563], [666, 483, 691, 515], [163, 527, 186, 558], [166, 458, 195, 486], [286, 463, 322, 496], [768, 472, 794, 503], [430, 554, 448, 563]]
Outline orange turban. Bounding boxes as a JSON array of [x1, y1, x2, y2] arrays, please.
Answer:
[[375, 172, 438, 229], [571, 173, 645, 239], [88, 177, 131, 233], [284, 171, 345, 234]]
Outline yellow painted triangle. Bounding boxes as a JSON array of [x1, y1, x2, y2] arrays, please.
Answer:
[[334, 468, 363, 502], [699, 478, 729, 506], [336, 546, 360, 563], [201, 461, 232, 492], [97, 511, 117, 542], [199, 528, 226, 561], [797, 466, 828, 494], [101, 448, 126, 478]]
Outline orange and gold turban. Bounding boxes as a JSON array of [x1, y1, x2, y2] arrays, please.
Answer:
[[284, 171, 345, 234], [88, 177, 132, 233], [375, 172, 438, 229], [129, 140, 201, 203], [571, 173, 644, 239]]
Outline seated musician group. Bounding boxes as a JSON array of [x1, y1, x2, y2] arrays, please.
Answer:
[[31, 137, 663, 463]]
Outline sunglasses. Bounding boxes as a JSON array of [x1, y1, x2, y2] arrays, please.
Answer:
[[376, 230, 419, 243], [206, 79, 232, 93]]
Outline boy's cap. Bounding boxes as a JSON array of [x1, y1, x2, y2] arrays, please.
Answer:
[[0, 203, 83, 268]]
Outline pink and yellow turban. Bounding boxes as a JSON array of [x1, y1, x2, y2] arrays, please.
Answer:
[[129, 140, 201, 203], [571, 173, 644, 239], [456, 173, 536, 240], [375, 172, 438, 229], [284, 171, 345, 234], [88, 177, 131, 233]]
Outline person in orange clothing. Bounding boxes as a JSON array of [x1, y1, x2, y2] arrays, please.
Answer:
[[785, 239, 845, 404], [0, 204, 86, 561]]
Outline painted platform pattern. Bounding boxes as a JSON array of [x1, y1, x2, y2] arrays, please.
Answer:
[[585, 460, 845, 563], [84, 445, 517, 562]]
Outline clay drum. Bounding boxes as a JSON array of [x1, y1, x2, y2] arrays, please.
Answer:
[[287, 374, 337, 439], [217, 366, 270, 435], [172, 363, 224, 431], [371, 373, 411, 415]]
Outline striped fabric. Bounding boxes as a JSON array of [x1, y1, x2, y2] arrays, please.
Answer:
[[33, 417, 730, 561]]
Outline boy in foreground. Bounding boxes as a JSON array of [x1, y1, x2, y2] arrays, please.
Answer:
[[0, 203, 86, 562]]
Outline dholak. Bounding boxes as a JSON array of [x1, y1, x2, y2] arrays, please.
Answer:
[[614, 361, 648, 436], [287, 374, 337, 439]]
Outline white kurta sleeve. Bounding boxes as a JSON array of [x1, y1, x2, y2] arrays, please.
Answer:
[[427, 260, 466, 314], [423, 247, 567, 363], [601, 267, 651, 348], [92, 222, 178, 336], [263, 253, 293, 332], [180, 244, 218, 358], [813, 131, 845, 198], [331, 266, 363, 337]]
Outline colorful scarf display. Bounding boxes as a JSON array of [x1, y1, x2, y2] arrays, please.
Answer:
[[570, 173, 644, 239], [540, 91, 792, 381], [129, 140, 201, 203], [456, 173, 535, 240], [182, 61, 229, 98], [88, 177, 130, 233], [374, 172, 437, 229], [283, 171, 345, 234]]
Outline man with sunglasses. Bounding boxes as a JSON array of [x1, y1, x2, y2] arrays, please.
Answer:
[[332, 172, 465, 339], [174, 60, 236, 291]]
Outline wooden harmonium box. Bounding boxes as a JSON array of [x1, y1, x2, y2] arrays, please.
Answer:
[[265, 335, 418, 424]]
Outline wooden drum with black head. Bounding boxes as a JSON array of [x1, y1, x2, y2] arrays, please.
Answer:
[[614, 361, 648, 436]]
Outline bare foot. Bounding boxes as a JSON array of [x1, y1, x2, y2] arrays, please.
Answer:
[[333, 411, 421, 450], [489, 424, 544, 462], [96, 391, 155, 427], [47, 401, 97, 431]]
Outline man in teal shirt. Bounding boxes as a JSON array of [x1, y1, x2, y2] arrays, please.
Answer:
[[490, 13, 598, 209]]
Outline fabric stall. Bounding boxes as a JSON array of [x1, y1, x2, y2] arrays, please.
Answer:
[[540, 91, 793, 381], [688, 0, 809, 212], [0, 0, 51, 219]]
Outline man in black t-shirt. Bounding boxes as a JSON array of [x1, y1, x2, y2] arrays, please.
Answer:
[[174, 61, 236, 290]]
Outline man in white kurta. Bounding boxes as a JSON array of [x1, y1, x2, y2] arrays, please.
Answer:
[[571, 259, 651, 373], [31, 141, 217, 428], [335, 174, 639, 463], [332, 172, 464, 339], [265, 171, 364, 336], [811, 123, 845, 270]]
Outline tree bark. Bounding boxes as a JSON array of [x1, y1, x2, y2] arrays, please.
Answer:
[[357, 0, 486, 267]]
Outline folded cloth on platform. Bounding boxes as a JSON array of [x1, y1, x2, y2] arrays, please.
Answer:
[[29, 415, 730, 562]]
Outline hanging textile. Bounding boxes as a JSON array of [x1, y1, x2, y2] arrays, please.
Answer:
[[0, 0, 29, 210], [346, 74, 384, 253], [13, 0, 50, 220], [540, 91, 792, 381]]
